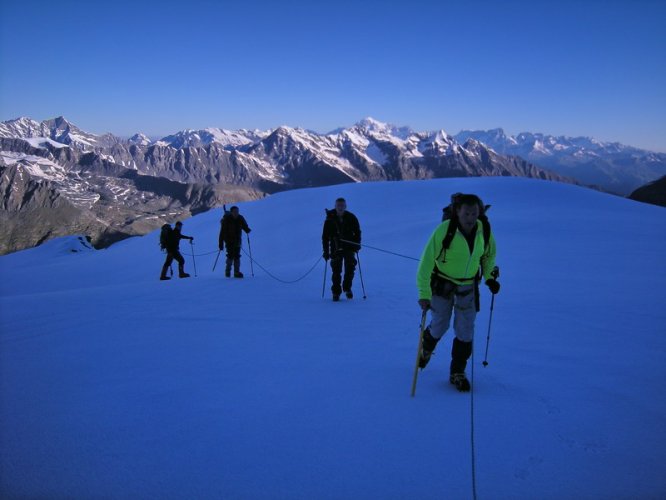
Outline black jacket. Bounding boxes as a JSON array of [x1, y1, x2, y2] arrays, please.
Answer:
[[167, 228, 191, 252], [322, 210, 361, 256], [219, 214, 250, 248]]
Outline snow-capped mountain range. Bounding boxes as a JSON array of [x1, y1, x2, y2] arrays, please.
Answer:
[[0, 116, 121, 150], [1, 115, 661, 254], [454, 128, 666, 195]]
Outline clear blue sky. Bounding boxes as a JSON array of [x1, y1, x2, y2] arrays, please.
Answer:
[[1, 0, 664, 151]]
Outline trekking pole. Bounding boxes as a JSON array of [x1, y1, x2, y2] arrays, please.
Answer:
[[411, 309, 428, 397], [356, 251, 367, 299], [482, 266, 500, 367], [482, 294, 495, 367], [190, 240, 198, 277], [212, 250, 221, 272], [321, 259, 328, 298], [246, 233, 255, 277]]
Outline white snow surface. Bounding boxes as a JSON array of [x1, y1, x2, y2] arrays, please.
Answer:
[[1, 177, 665, 499], [365, 142, 388, 165], [23, 137, 69, 149]]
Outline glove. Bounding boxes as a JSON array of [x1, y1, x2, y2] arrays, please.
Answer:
[[189, 236, 194, 241], [323, 252, 330, 261], [486, 279, 500, 295], [418, 299, 431, 311]]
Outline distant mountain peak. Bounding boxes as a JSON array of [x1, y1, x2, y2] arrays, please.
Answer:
[[353, 117, 414, 140], [128, 133, 152, 146], [7, 116, 41, 125], [356, 117, 394, 132], [356, 116, 388, 128]]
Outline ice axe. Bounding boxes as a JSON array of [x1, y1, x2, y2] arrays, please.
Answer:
[[411, 309, 428, 397]]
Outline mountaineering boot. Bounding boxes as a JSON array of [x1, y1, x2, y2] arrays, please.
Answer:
[[160, 263, 170, 281], [332, 294, 340, 302], [160, 276, 171, 281], [449, 338, 473, 391], [176, 264, 190, 278], [234, 271, 244, 278], [345, 290, 353, 299], [450, 338, 473, 374], [419, 328, 440, 369], [450, 373, 471, 392]]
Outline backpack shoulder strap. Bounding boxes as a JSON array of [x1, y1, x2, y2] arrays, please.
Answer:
[[479, 208, 491, 252], [436, 219, 458, 262], [442, 219, 458, 252], [481, 218, 490, 251]]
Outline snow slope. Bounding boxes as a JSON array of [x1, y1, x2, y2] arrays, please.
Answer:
[[1, 177, 665, 499]]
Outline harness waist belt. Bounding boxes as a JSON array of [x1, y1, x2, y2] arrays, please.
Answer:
[[433, 269, 478, 283]]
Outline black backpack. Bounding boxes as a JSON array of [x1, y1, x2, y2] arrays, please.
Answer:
[[438, 193, 491, 262], [159, 224, 172, 251]]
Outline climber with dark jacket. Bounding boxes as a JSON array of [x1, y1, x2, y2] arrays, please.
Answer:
[[160, 221, 193, 280], [219, 206, 251, 278], [322, 197, 362, 301]]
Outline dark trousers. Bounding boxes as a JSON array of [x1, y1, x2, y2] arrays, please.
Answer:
[[330, 250, 357, 294], [225, 243, 241, 273], [161, 250, 185, 277]]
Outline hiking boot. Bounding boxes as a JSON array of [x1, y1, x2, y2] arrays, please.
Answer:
[[345, 290, 353, 299], [418, 328, 439, 369], [225, 270, 231, 277], [179, 272, 190, 278], [450, 338, 473, 375], [234, 271, 244, 278], [332, 294, 340, 302], [160, 276, 171, 281], [450, 373, 471, 392], [419, 349, 434, 369]]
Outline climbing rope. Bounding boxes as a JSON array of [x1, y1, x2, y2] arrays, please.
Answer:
[[181, 243, 323, 284], [240, 247, 323, 284], [471, 346, 478, 500], [339, 238, 419, 262], [189, 249, 219, 257]]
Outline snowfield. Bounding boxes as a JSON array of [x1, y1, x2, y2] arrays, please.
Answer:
[[1, 177, 665, 499]]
